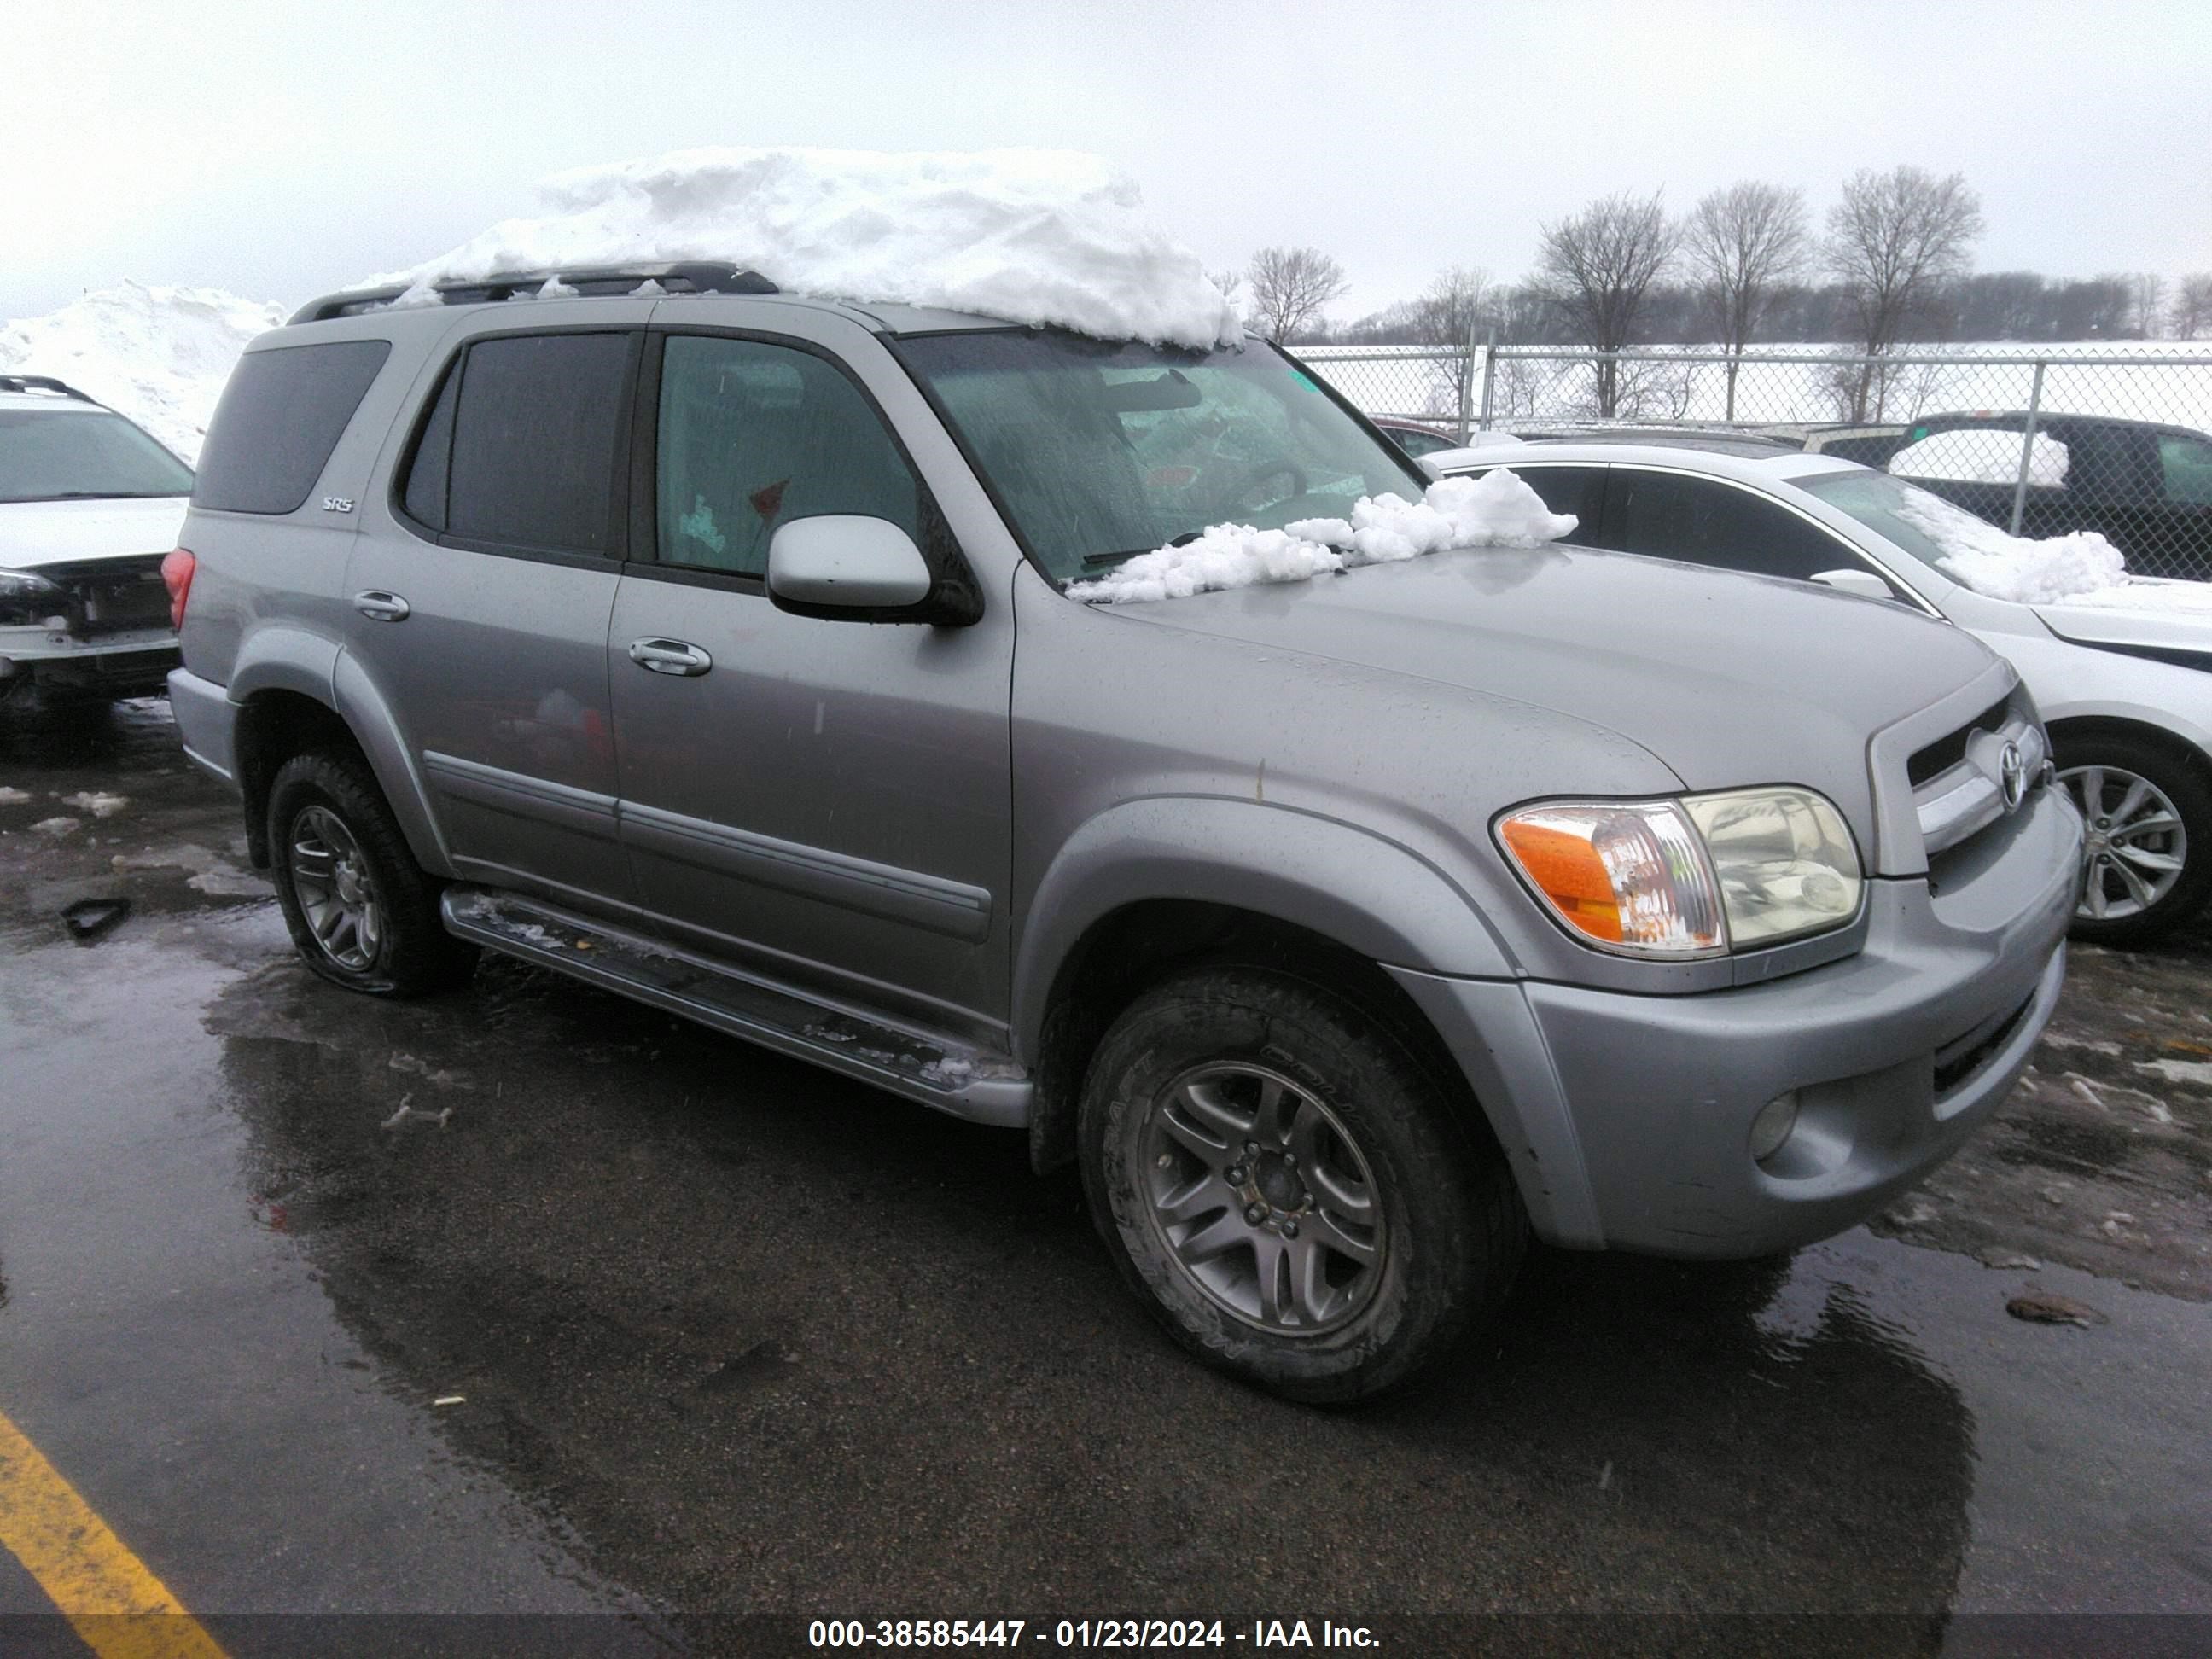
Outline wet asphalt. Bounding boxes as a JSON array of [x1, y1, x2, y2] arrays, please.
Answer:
[[0, 701, 2208, 1656]]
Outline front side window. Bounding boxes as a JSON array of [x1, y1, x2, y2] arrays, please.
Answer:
[[898, 331, 1424, 584], [0, 409, 194, 504], [654, 335, 923, 578], [2158, 434, 2212, 506], [402, 332, 631, 555], [1607, 469, 1872, 586]]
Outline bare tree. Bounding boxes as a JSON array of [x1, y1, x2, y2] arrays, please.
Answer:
[[1206, 268, 1244, 311], [1536, 189, 1679, 416], [1825, 165, 1984, 418], [1684, 181, 1807, 420], [1410, 266, 1496, 427], [2175, 274, 2212, 341], [1244, 246, 1349, 343], [2128, 272, 2168, 340]]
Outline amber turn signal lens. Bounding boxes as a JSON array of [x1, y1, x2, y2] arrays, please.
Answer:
[[1496, 818, 1622, 941]]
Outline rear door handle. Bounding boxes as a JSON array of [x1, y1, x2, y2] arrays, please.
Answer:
[[353, 590, 410, 622], [627, 637, 713, 677]]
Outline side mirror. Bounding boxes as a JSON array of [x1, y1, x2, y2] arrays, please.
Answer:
[[767, 515, 934, 620], [1811, 568, 1897, 602]]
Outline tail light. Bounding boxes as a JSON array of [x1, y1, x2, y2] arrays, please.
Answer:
[[160, 548, 196, 631]]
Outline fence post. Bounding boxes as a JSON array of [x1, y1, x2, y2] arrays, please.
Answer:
[[1456, 319, 1478, 443], [2008, 360, 2047, 537], [1476, 329, 1497, 432]]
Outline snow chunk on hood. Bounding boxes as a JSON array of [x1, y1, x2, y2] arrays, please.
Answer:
[[1891, 428, 2069, 486], [365, 147, 1242, 351], [0, 282, 286, 463], [1895, 487, 2212, 613], [1069, 470, 1576, 604]]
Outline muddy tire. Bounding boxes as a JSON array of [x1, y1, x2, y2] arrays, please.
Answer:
[[267, 750, 476, 997], [1079, 965, 1524, 1403], [2055, 731, 2212, 949]]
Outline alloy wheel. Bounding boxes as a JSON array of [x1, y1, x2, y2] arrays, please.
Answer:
[[288, 805, 384, 971], [2061, 764, 2189, 923], [1134, 1062, 1387, 1335]]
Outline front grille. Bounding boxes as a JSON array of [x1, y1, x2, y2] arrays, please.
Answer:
[[41, 555, 172, 637], [1907, 696, 2012, 786], [1934, 992, 2034, 1096]]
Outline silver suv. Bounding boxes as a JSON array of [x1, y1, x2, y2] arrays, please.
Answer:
[[166, 264, 2081, 1400]]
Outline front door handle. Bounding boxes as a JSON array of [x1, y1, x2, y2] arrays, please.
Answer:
[[627, 637, 713, 677], [353, 590, 410, 622]]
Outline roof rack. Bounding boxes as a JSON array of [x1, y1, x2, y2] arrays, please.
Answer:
[[287, 262, 779, 325], [0, 374, 97, 403]]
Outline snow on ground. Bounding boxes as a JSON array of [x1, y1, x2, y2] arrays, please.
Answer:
[[1890, 428, 2068, 486], [1068, 470, 1575, 603], [1895, 488, 2212, 613], [0, 282, 285, 463], [368, 147, 1241, 351]]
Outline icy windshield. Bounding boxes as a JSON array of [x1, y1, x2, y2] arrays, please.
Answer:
[[0, 409, 195, 504], [898, 331, 1424, 584]]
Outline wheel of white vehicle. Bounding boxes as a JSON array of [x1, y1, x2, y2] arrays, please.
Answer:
[[1079, 965, 1524, 1402], [2055, 731, 2212, 948], [267, 750, 477, 997]]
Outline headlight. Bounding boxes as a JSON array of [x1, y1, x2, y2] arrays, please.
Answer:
[[1496, 787, 1862, 958], [0, 568, 64, 629]]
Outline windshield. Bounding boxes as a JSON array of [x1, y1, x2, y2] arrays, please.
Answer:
[[0, 408, 195, 504], [896, 331, 1424, 583], [1794, 468, 1973, 575]]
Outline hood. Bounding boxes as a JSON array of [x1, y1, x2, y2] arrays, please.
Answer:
[[2032, 592, 2212, 658], [0, 496, 190, 570], [1113, 543, 2000, 803]]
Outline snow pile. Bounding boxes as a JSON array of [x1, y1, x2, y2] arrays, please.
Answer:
[[1895, 488, 2212, 613], [367, 146, 1242, 351], [1890, 428, 2068, 487], [1069, 470, 1576, 603], [0, 282, 286, 463]]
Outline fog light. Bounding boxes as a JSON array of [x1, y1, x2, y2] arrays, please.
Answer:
[[1749, 1092, 1799, 1162]]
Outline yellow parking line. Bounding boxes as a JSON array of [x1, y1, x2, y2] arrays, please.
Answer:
[[0, 1407, 227, 1659]]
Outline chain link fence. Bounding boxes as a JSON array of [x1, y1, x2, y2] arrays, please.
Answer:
[[1296, 345, 2212, 581]]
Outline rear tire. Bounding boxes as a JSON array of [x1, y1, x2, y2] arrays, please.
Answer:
[[2055, 731, 2212, 948], [267, 750, 477, 997], [1079, 964, 1525, 1403]]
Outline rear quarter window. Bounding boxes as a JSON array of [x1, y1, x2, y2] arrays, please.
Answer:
[[192, 340, 392, 515]]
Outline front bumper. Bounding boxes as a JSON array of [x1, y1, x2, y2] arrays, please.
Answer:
[[1, 625, 179, 700], [1393, 783, 2081, 1258]]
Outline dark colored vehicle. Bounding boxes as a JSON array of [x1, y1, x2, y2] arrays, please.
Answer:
[[1806, 413, 2212, 581], [1370, 417, 1462, 457]]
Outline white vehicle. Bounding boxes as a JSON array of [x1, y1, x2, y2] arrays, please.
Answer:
[[1427, 433, 2212, 946], [0, 375, 193, 710]]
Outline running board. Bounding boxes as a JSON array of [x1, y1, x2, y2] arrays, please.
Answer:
[[439, 887, 1031, 1127]]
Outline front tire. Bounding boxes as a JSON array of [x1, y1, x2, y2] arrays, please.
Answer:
[[267, 750, 477, 997], [1079, 965, 1525, 1403], [2055, 731, 2212, 948]]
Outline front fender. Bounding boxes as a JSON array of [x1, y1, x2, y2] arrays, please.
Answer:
[[1010, 794, 1517, 1059]]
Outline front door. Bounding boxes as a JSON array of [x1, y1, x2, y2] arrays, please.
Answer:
[[344, 320, 639, 914], [608, 327, 1014, 1041]]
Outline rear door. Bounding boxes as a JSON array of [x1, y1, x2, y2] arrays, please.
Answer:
[[608, 317, 1015, 1041], [343, 315, 641, 915]]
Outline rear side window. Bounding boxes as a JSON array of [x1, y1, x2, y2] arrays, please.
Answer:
[[1482, 464, 1605, 544], [401, 332, 632, 555], [193, 341, 391, 514]]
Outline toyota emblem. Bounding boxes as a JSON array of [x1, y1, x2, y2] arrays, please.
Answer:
[[1999, 740, 2026, 811]]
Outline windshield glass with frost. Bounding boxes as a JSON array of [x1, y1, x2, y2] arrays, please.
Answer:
[[0, 409, 195, 504], [897, 331, 1423, 583], [1793, 469, 1970, 575]]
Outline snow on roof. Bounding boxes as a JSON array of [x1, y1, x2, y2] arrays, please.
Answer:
[[1891, 428, 2068, 487], [365, 147, 1243, 351], [0, 282, 285, 463], [1894, 487, 2212, 613], [1068, 470, 1577, 604]]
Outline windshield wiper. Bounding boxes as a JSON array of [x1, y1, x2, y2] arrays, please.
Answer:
[[1079, 530, 1204, 571]]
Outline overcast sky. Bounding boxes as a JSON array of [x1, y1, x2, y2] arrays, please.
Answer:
[[5, 0, 2209, 323]]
